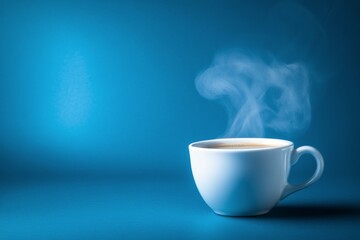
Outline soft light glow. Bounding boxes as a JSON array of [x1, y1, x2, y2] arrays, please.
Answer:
[[57, 53, 92, 127]]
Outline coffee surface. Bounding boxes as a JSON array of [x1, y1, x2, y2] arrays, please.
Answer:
[[206, 143, 275, 149]]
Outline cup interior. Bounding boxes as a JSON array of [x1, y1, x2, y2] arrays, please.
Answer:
[[190, 138, 293, 151]]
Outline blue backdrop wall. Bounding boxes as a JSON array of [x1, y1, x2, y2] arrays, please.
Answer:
[[0, 0, 359, 185], [1, 1, 360, 239]]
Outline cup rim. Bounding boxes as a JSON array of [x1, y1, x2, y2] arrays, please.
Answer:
[[189, 138, 293, 152]]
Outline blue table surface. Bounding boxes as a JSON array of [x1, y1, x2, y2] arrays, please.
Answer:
[[0, 176, 359, 240]]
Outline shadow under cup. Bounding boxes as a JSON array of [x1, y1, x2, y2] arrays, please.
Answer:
[[188, 138, 324, 217]]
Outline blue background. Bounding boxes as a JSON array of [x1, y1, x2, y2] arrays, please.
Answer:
[[0, 0, 359, 239]]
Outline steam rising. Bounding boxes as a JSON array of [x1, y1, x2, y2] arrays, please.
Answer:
[[195, 51, 311, 138]]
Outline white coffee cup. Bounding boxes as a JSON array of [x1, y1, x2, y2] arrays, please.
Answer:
[[189, 138, 324, 216]]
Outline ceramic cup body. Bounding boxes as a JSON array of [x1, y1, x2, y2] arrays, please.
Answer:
[[189, 138, 324, 216]]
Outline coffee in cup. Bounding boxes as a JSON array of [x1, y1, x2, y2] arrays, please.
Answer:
[[204, 143, 277, 149]]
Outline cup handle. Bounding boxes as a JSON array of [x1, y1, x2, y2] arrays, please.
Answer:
[[281, 146, 324, 200]]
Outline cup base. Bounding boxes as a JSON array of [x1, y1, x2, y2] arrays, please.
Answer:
[[214, 210, 270, 217]]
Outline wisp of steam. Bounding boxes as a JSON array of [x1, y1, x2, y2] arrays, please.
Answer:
[[195, 51, 311, 138]]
